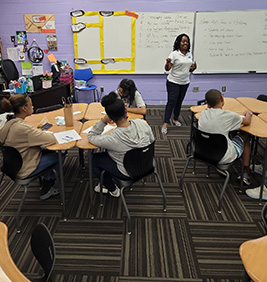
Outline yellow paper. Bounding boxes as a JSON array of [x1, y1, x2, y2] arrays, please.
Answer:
[[47, 53, 57, 63]]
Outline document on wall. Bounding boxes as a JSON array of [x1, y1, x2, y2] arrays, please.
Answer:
[[7, 47, 19, 61], [53, 129, 82, 144], [32, 63, 43, 76]]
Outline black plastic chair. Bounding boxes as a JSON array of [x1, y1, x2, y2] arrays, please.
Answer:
[[180, 126, 243, 213], [257, 94, 267, 102], [36, 104, 63, 114], [0, 59, 19, 84], [26, 223, 56, 282], [0, 145, 60, 233], [99, 141, 166, 234]]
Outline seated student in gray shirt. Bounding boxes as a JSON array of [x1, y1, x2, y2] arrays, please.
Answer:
[[115, 78, 146, 116], [88, 91, 154, 197], [198, 89, 252, 185]]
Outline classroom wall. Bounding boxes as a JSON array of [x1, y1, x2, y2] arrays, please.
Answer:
[[1, 0, 267, 105]]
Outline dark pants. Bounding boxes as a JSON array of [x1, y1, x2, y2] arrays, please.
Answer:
[[92, 152, 130, 192], [28, 150, 59, 181], [164, 80, 189, 124]]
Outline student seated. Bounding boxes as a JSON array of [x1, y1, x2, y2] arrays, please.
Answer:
[[246, 164, 267, 200], [0, 95, 59, 200], [115, 78, 147, 115], [198, 89, 252, 184], [87, 91, 154, 197]]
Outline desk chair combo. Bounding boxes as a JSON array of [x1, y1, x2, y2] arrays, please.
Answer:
[[74, 68, 99, 103], [180, 126, 244, 213], [0, 145, 61, 233], [97, 141, 166, 234]]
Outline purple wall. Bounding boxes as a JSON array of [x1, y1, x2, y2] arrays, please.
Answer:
[[1, 0, 267, 105]]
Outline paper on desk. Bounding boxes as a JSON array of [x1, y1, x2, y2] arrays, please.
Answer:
[[53, 129, 82, 144], [83, 124, 116, 134], [0, 266, 12, 282], [101, 111, 106, 115]]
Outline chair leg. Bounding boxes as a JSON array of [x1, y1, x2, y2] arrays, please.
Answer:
[[154, 172, 166, 211], [0, 172, 4, 187], [100, 170, 105, 206], [207, 166, 211, 177], [120, 186, 131, 234], [218, 170, 230, 213], [78, 148, 85, 169], [179, 156, 193, 192], [238, 159, 244, 193], [16, 184, 28, 233]]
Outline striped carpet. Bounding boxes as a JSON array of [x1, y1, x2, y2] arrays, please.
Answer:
[[0, 107, 265, 282]]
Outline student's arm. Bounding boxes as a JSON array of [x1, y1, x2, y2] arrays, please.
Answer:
[[125, 106, 146, 115], [242, 111, 252, 126], [26, 125, 56, 147]]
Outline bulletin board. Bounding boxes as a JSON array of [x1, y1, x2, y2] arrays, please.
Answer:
[[71, 11, 195, 74]]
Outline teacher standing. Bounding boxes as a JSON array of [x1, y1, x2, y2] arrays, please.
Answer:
[[161, 33, 196, 134]]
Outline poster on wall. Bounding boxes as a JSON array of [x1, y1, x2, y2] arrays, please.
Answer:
[[47, 35, 58, 50], [24, 14, 56, 33], [16, 31, 27, 44]]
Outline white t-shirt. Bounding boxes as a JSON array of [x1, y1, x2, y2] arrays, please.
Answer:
[[115, 90, 145, 108], [167, 50, 193, 85], [198, 108, 243, 164]]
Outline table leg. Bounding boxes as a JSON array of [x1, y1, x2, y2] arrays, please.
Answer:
[[88, 149, 94, 219], [259, 140, 267, 204], [58, 150, 66, 219]]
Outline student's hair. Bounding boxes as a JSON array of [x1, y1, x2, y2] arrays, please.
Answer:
[[101, 92, 126, 122], [0, 94, 29, 115], [118, 79, 137, 106], [205, 89, 222, 107], [173, 33, 191, 52]]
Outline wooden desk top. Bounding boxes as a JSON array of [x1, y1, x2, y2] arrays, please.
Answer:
[[241, 115, 267, 138], [26, 120, 83, 151], [0, 222, 30, 282], [190, 97, 248, 113], [76, 120, 98, 150], [258, 112, 267, 123], [84, 102, 143, 120], [239, 235, 267, 282], [26, 103, 88, 123], [236, 97, 267, 114]]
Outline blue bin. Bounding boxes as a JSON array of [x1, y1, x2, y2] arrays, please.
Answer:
[[16, 83, 27, 94]]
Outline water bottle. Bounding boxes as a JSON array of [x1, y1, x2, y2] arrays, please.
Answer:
[[27, 76, 34, 93]]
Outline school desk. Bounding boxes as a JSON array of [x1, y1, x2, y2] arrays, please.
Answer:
[[236, 97, 267, 114]]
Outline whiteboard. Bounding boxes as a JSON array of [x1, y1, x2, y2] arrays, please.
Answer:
[[135, 12, 195, 73], [72, 11, 195, 74], [193, 10, 267, 73]]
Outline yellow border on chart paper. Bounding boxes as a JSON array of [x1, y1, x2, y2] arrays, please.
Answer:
[[72, 11, 136, 74]]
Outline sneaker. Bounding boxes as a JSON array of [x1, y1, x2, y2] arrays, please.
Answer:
[[238, 172, 251, 185], [40, 180, 59, 201], [250, 164, 266, 175], [245, 185, 267, 200], [161, 127, 167, 134], [109, 186, 120, 197], [94, 183, 108, 194], [173, 120, 182, 127]]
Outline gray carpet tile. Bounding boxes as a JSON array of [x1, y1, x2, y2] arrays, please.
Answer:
[[0, 108, 266, 281]]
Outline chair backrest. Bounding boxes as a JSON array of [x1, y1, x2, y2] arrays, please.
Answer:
[[74, 68, 93, 82], [261, 202, 267, 234], [36, 104, 63, 113], [257, 94, 267, 102], [31, 223, 56, 282], [192, 126, 228, 166], [0, 145, 22, 180], [123, 141, 155, 182], [1, 59, 19, 83]]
